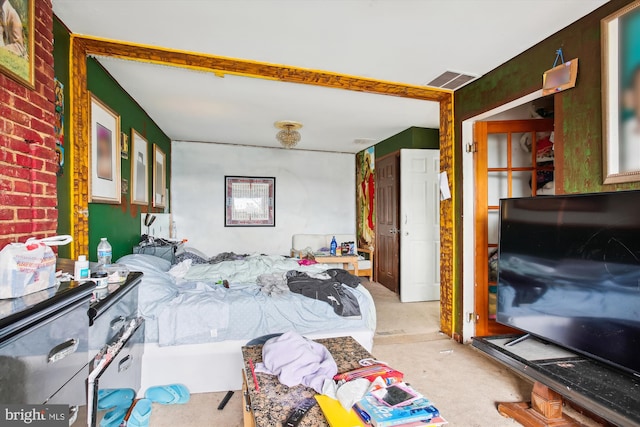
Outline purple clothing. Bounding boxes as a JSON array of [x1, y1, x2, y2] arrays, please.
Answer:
[[254, 331, 337, 393]]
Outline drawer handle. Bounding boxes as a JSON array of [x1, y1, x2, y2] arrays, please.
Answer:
[[118, 355, 133, 373], [110, 315, 127, 330], [68, 405, 79, 426], [48, 338, 79, 363]]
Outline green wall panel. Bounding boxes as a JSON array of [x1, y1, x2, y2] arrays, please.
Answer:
[[53, 19, 72, 259], [86, 58, 171, 261], [54, 18, 171, 262], [374, 127, 439, 158], [455, 0, 640, 195], [452, 0, 640, 337]]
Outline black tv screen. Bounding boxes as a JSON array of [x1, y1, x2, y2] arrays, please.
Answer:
[[497, 191, 640, 376]]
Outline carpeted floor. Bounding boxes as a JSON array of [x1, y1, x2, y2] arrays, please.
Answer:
[[141, 280, 601, 426]]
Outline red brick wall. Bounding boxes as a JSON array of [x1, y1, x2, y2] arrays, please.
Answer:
[[0, 0, 56, 249]]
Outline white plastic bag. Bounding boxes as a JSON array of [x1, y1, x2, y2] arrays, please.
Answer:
[[0, 235, 72, 299]]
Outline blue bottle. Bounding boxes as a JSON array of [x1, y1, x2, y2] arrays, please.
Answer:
[[330, 236, 337, 256]]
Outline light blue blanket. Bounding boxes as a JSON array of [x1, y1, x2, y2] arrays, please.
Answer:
[[118, 254, 377, 346]]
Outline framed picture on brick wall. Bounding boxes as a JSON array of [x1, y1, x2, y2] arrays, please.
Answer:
[[0, 0, 34, 88], [89, 93, 121, 203]]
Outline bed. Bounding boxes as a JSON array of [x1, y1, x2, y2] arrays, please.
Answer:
[[117, 252, 377, 394]]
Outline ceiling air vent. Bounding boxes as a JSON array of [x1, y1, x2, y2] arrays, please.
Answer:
[[426, 71, 477, 90]]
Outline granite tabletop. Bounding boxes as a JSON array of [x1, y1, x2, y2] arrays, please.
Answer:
[[241, 335, 373, 427]]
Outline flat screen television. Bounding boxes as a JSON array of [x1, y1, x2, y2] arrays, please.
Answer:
[[497, 190, 640, 376]]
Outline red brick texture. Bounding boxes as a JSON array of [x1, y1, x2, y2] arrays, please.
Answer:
[[0, 0, 56, 249]]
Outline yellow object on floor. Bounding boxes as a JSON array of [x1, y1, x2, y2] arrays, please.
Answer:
[[315, 394, 365, 427]]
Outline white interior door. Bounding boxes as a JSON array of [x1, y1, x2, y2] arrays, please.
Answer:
[[400, 149, 440, 302]]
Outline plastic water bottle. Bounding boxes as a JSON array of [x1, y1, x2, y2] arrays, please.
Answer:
[[97, 237, 112, 266], [330, 236, 337, 256]]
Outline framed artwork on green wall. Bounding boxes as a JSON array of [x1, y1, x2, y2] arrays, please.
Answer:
[[89, 93, 121, 203], [0, 0, 34, 88], [152, 144, 166, 209], [602, 0, 640, 184], [131, 129, 149, 205]]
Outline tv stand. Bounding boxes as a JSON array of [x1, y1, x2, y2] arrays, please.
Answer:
[[498, 382, 583, 427], [472, 335, 640, 427]]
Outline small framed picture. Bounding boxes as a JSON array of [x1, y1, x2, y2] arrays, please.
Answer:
[[131, 129, 149, 205], [153, 145, 166, 208], [89, 93, 121, 203], [225, 176, 275, 227], [121, 131, 129, 159]]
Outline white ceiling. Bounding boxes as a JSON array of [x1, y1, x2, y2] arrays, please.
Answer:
[[52, 0, 609, 153]]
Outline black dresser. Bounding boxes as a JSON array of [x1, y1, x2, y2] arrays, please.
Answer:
[[86, 270, 144, 427], [0, 259, 144, 426], [0, 277, 94, 424]]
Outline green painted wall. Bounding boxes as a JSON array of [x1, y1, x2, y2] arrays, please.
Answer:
[[453, 0, 639, 337], [374, 127, 439, 158], [86, 59, 171, 262], [54, 18, 171, 262], [53, 19, 72, 259], [455, 0, 640, 195]]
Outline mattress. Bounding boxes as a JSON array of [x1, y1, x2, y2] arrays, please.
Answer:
[[117, 254, 376, 347]]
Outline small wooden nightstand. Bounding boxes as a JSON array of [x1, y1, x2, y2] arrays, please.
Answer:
[[313, 255, 359, 276]]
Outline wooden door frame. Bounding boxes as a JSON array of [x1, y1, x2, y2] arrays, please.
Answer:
[[68, 34, 457, 336], [473, 117, 555, 337]]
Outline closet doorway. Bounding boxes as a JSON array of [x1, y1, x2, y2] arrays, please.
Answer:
[[473, 113, 554, 336]]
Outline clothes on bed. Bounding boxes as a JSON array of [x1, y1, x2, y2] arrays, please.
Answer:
[[325, 268, 361, 288], [254, 331, 337, 393], [168, 259, 192, 280], [174, 250, 250, 266], [286, 271, 362, 317], [256, 273, 289, 296], [208, 251, 250, 264]]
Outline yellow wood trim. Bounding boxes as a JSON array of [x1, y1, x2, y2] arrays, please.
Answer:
[[70, 36, 90, 257], [68, 34, 76, 259], [73, 35, 452, 101], [439, 95, 455, 336], [68, 35, 457, 336]]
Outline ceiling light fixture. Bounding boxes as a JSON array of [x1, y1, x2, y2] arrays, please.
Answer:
[[275, 120, 303, 149]]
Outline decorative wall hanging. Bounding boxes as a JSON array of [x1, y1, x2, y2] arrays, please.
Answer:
[[356, 147, 375, 248], [602, 0, 640, 184], [120, 132, 129, 159], [225, 176, 275, 227], [54, 78, 64, 176], [152, 144, 166, 209], [89, 93, 121, 203], [130, 129, 149, 205], [541, 49, 578, 96], [0, 0, 34, 88]]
